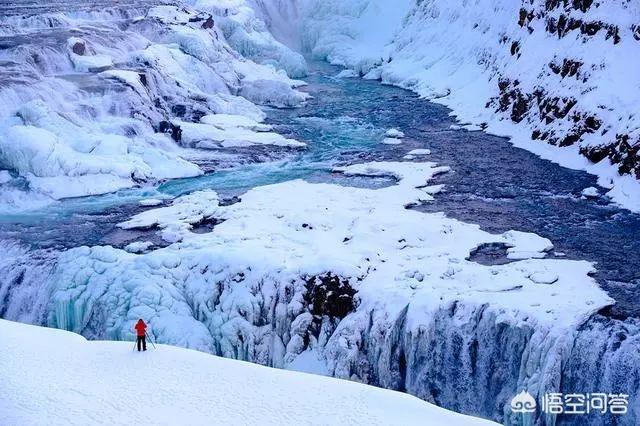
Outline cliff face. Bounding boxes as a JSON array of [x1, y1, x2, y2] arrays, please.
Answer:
[[492, 0, 640, 179], [288, 0, 640, 210]]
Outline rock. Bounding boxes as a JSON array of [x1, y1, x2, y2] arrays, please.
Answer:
[[72, 41, 86, 56], [201, 16, 214, 29], [158, 120, 182, 142], [304, 274, 356, 322]]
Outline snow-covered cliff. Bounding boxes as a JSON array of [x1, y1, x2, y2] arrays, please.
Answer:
[[274, 0, 640, 211]]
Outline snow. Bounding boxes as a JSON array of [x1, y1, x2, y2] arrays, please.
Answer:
[[582, 186, 600, 199], [404, 148, 430, 159], [202, 0, 309, 78], [0, 2, 309, 210], [124, 241, 155, 254], [176, 119, 305, 149], [385, 128, 405, 138], [528, 272, 559, 285], [139, 198, 164, 207], [0, 319, 496, 426], [407, 149, 431, 156], [382, 137, 402, 145], [0, 170, 11, 184], [37, 159, 613, 419], [70, 54, 114, 72], [200, 113, 272, 132], [286, 0, 640, 212], [119, 190, 220, 243], [99, 70, 148, 96], [334, 69, 358, 79], [298, 0, 414, 74]]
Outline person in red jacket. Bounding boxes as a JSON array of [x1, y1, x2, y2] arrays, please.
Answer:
[[134, 319, 147, 352]]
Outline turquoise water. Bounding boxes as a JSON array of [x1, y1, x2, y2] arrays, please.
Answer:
[[0, 67, 385, 224]]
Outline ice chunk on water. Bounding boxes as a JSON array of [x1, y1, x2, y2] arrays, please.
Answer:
[[581, 187, 600, 199], [334, 69, 358, 79], [139, 199, 164, 207], [382, 137, 403, 145], [176, 120, 305, 148], [407, 149, 431, 156], [200, 114, 271, 132], [385, 128, 405, 138], [239, 79, 309, 108]]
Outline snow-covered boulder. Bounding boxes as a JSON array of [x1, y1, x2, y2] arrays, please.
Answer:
[[581, 186, 600, 199], [385, 128, 405, 138]]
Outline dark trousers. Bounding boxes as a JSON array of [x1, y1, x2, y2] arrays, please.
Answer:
[[137, 335, 147, 351]]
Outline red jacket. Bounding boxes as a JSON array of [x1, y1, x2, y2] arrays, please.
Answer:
[[135, 320, 147, 337]]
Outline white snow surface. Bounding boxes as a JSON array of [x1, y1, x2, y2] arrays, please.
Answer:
[[407, 149, 431, 156], [0, 170, 11, 184], [119, 190, 220, 243], [0, 319, 496, 426], [274, 0, 640, 212]]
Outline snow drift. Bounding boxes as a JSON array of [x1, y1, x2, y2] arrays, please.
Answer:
[[0, 319, 496, 425], [274, 0, 640, 211]]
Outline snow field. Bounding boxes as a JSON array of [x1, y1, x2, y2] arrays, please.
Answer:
[[0, 319, 497, 426]]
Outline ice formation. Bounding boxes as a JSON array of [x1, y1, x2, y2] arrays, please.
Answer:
[[0, 2, 307, 210]]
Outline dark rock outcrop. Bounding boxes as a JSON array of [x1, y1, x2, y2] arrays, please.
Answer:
[[158, 120, 182, 142]]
